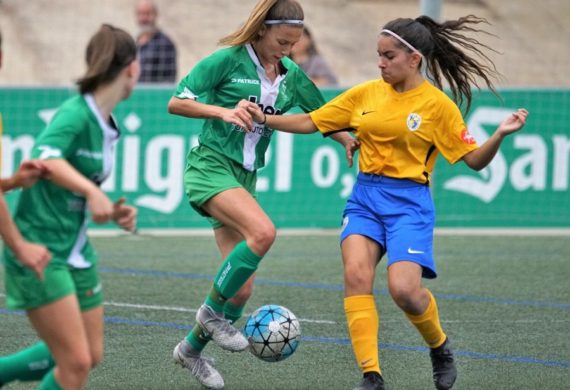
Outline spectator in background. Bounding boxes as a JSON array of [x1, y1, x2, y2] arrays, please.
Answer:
[[136, 0, 177, 83], [290, 26, 338, 86]]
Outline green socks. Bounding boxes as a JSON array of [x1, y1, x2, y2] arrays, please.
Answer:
[[38, 369, 62, 390], [205, 241, 262, 312], [186, 241, 260, 354], [185, 301, 246, 353], [0, 342, 54, 383]]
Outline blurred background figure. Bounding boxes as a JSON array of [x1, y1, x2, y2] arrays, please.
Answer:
[[291, 26, 338, 87], [135, 0, 177, 83]]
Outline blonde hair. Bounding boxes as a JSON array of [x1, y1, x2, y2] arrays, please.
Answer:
[[219, 0, 304, 46]]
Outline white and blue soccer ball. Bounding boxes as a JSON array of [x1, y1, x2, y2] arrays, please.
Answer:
[[243, 304, 301, 362]]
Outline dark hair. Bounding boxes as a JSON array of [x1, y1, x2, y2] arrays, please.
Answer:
[[382, 15, 500, 114], [76, 24, 137, 94]]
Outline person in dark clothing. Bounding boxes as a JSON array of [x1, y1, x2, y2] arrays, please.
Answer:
[[136, 0, 177, 83]]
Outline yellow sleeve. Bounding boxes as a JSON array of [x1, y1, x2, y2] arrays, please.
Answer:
[[309, 83, 368, 135], [433, 98, 479, 164]]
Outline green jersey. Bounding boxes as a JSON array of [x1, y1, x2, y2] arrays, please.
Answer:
[[174, 44, 325, 171], [10, 94, 119, 268]]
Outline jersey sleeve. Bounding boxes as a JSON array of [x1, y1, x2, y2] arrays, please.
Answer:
[[309, 84, 362, 136], [292, 69, 326, 112], [173, 49, 230, 100], [31, 109, 84, 160], [433, 98, 479, 164]]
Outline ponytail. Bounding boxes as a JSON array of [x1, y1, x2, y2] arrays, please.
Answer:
[[382, 15, 500, 114]]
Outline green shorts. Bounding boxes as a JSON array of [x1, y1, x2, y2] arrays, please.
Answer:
[[185, 144, 257, 228], [3, 260, 103, 311]]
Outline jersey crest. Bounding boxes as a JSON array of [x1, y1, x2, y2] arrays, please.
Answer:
[[407, 113, 422, 131]]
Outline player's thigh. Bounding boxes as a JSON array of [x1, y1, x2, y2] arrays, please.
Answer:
[[204, 187, 274, 239], [27, 294, 91, 368]]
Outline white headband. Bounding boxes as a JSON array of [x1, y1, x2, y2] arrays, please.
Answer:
[[264, 19, 304, 25], [381, 29, 423, 57]]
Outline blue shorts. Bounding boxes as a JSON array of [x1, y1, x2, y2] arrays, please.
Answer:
[[340, 173, 436, 279]]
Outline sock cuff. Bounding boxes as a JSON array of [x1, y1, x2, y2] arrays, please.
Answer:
[[235, 241, 263, 266], [344, 295, 376, 313], [224, 301, 245, 319]]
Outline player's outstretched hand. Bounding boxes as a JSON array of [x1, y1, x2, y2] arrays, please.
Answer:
[[3, 160, 51, 191], [498, 108, 528, 137], [14, 240, 51, 280], [344, 137, 361, 168], [112, 197, 138, 232]]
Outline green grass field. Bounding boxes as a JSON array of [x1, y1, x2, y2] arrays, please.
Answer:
[[1, 234, 569, 389]]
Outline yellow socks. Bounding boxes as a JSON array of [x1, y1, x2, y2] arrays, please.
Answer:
[[405, 290, 446, 349], [344, 295, 381, 374]]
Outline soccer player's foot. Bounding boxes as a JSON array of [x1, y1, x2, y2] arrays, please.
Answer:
[[173, 341, 224, 389], [353, 372, 385, 390], [196, 304, 249, 352], [430, 337, 457, 390]]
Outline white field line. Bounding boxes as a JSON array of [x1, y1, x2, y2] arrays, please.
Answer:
[[2, 295, 567, 324], [104, 301, 337, 325], [0, 294, 336, 325]]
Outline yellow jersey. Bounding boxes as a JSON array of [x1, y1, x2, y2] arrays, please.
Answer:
[[310, 79, 479, 184]]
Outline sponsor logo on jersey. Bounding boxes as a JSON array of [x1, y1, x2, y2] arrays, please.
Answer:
[[37, 145, 62, 159], [77, 148, 103, 159], [461, 128, 476, 144], [177, 87, 198, 100], [231, 78, 260, 85], [407, 113, 422, 131]]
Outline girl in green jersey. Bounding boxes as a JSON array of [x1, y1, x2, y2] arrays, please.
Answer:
[[168, 1, 358, 388], [0, 25, 138, 390]]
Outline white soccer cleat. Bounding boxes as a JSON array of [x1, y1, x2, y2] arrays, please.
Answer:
[[173, 342, 224, 389], [196, 304, 249, 352]]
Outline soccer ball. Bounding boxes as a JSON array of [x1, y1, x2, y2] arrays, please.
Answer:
[[243, 304, 301, 362]]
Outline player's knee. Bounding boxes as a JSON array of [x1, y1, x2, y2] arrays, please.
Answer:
[[249, 221, 276, 254], [344, 262, 374, 293], [388, 282, 418, 311], [61, 351, 92, 380]]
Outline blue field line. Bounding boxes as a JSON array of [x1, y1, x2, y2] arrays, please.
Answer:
[[2, 308, 568, 369], [303, 335, 570, 368], [99, 266, 570, 310]]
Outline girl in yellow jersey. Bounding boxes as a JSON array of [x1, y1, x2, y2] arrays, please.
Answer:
[[245, 15, 528, 390]]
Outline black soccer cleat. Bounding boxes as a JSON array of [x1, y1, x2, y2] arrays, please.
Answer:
[[353, 371, 385, 390], [430, 338, 457, 390]]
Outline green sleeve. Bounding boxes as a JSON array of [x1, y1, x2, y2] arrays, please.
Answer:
[[174, 48, 232, 100], [294, 69, 326, 113], [31, 109, 83, 160]]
